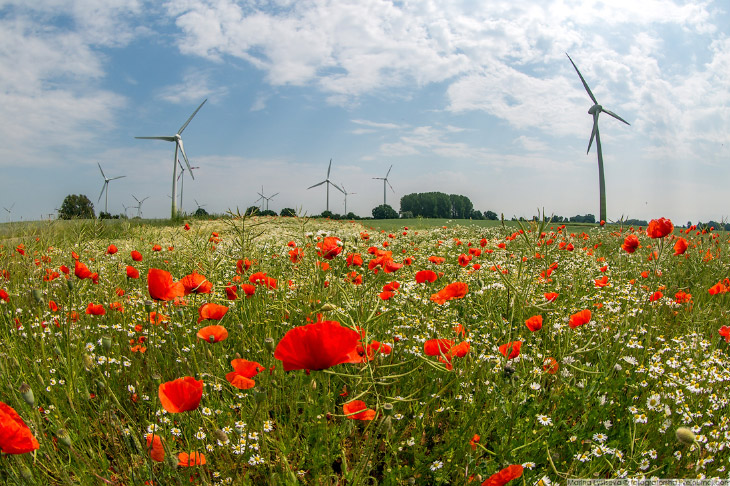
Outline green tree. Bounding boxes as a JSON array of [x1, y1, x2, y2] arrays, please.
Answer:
[[372, 204, 398, 219], [58, 194, 95, 220], [485, 210, 498, 220], [194, 207, 209, 217], [280, 208, 297, 217]]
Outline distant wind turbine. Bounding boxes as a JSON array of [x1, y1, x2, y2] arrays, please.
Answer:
[[97, 163, 126, 215], [257, 186, 279, 212], [3, 202, 15, 223], [341, 183, 356, 215], [307, 159, 344, 213], [132, 195, 149, 219], [135, 99, 207, 219], [194, 199, 207, 214], [177, 159, 199, 214], [566, 53, 630, 223], [372, 164, 395, 206]]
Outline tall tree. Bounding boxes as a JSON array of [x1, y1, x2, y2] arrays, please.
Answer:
[[58, 194, 95, 220]]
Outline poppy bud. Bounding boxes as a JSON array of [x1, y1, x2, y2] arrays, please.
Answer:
[[19, 382, 35, 407], [676, 427, 696, 445], [235, 352, 242, 359], [54, 344, 63, 356], [311, 379, 317, 391], [83, 353, 94, 370], [176, 309, 184, 318], [31, 289, 43, 304], [503, 364, 515, 378], [264, 337, 275, 352], [214, 429, 229, 444], [151, 373, 162, 382], [320, 303, 337, 312], [66, 279, 74, 292], [253, 387, 267, 403], [144, 301, 153, 312], [102, 336, 112, 352], [94, 378, 106, 390], [56, 428, 72, 447], [381, 403, 394, 416]]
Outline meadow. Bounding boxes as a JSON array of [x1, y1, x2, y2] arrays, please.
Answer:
[[0, 214, 728, 485]]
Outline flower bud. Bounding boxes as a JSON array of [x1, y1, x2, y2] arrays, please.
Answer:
[[82, 353, 94, 370], [101, 336, 112, 352], [31, 289, 43, 304], [381, 403, 394, 416], [66, 279, 74, 292], [56, 428, 72, 447], [144, 301, 153, 312], [19, 464, 33, 481], [19, 383, 34, 407], [253, 387, 266, 404], [264, 337, 275, 352], [320, 303, 337, 312], [214, 429, 229, 444], [676, 427, 696, 445]]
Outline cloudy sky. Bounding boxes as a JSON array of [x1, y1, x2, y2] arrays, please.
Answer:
[[1, 0, 728, 224]]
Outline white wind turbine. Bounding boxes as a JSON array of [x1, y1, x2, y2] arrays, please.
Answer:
[[373, 164, 395, 206], [177, 159, 199, 214], [135, 99, 207, 219], [3, 202, 15, 223], [307, 159, 344, 213], [132, 195, 149, 219], [97, 163, 126, 215], [340, 183, 356, 215], [257, 186, 279, 212]]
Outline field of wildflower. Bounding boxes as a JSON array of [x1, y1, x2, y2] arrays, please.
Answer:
[[1, 214, 729, 485]]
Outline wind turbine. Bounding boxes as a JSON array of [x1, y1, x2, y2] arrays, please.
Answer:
[[97, 163, 126, 215], [194, 199, 207, 215], [177, 159, 199, 214], [135, 99, 207, 219], [122, 203, 131, 218], [307, 159, 344, 213], [341, 183, 356, 215], [132, 195, 149, 219], [372, 164, 395, 206], [3, 202, 15, 223], [566, 53, 630, 223], [257, 186, 279, 212]]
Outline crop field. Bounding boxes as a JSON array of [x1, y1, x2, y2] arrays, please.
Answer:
[[0, 215, 729, 485]]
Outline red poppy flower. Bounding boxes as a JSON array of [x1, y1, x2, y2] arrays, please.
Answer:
[[482, 465, 523, 486], [343, 400, 376, 421], [622, 234, 640, 253], [178, 451, 206, 467], [470, 434, 480, 451], [0, 401, 40, 454], [249, 272, 277, 289], [74, 260, 93, 279], [499, 341, 522, 359], [649, 291, 663, 302], [236, 258, 253, 273], [719, 326, 730, 343], [430, 282, 468, 305], [346, 253, 363, 267], [152, 244, 162, 252], [240, 283, 256, 296], [0, 289, 8, 302], [317, 236, 342, 260], [274, 321, 361, 371], [225, 284, 238, 300], [181, 272, 212, 294], [458, 253, 473, 267], [147, 268, 185, 301], [197, 303, 229, 323], [569, 309, 592, 328], [158, 376, 203, 413], [543, 357, 559, 374], [49, 300, 58, 312], [428, 256, 445, 265], [673, 238, 688, 256], [674, 290, 692, 304], [85, 302, 105, 316], [146, 434, 164, 462], [184, 223, 191, 231], [424, 339, 454, 356], [544, 292, 558, 302], [379, 290, 394, 300], [131, 250, 143, 262], [415, 270, 438, 283], [59, 265, 69, 275], [196, 325, 228, 343], [647, 217, 674, 238], [289, 248, 304, 263], [382, 259, 403, 273], [525, 315, 543, 332], [594, 276, 609, 287], [345, 272, 363, 285], [126, 265, 140, 279]]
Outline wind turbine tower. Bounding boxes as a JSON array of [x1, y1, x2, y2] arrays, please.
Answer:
[[373, 165, 395, 206], [307, 159, 344, 213], [97, 163, 126, 215]]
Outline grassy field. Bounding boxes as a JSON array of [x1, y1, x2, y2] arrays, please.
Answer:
[[0, 214, 727, 484]]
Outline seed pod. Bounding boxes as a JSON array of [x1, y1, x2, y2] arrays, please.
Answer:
[[320, 303, 336, 312], [101, 336, 112, 352], [31, 289, 43, 304], [56, 428, 72, 447], [19, 383, 34, 407], [264, 337, 275, 352], [676, 427, 696, 445]]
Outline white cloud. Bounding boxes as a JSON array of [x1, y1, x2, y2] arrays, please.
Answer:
[[159, 70, 229, 104]]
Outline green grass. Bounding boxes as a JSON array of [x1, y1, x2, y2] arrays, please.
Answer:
[[0, 214, 727, 484]]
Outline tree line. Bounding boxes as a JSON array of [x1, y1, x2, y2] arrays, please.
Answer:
[[399, 192, 497, 220]]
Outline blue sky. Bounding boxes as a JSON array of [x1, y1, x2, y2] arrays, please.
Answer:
[[1, 0, 728, 224]]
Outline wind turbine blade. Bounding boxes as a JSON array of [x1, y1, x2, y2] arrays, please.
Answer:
[[387, 180, 395, 193], [270, 193, 279, 199], [178, 99, 207, 134], [132, 195, 140, 203], [110, 175, 125, 181], [372, 177, 384, 181], [98, 183, 107, 203], [177, 139, 195, 180], [331, 181, 345, 195], [308, 181, 326, 189], [386, 164, 392, 178], [135, 136, 177, 141], [587, 113, 598, 153], [566, 53, 598, 105], [97, 162, 106, 179], [602, 109, 631, 126], [327, 159, 332, 178]]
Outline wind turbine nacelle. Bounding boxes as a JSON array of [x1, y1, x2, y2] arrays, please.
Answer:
[[588, 104, 602, 115]]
